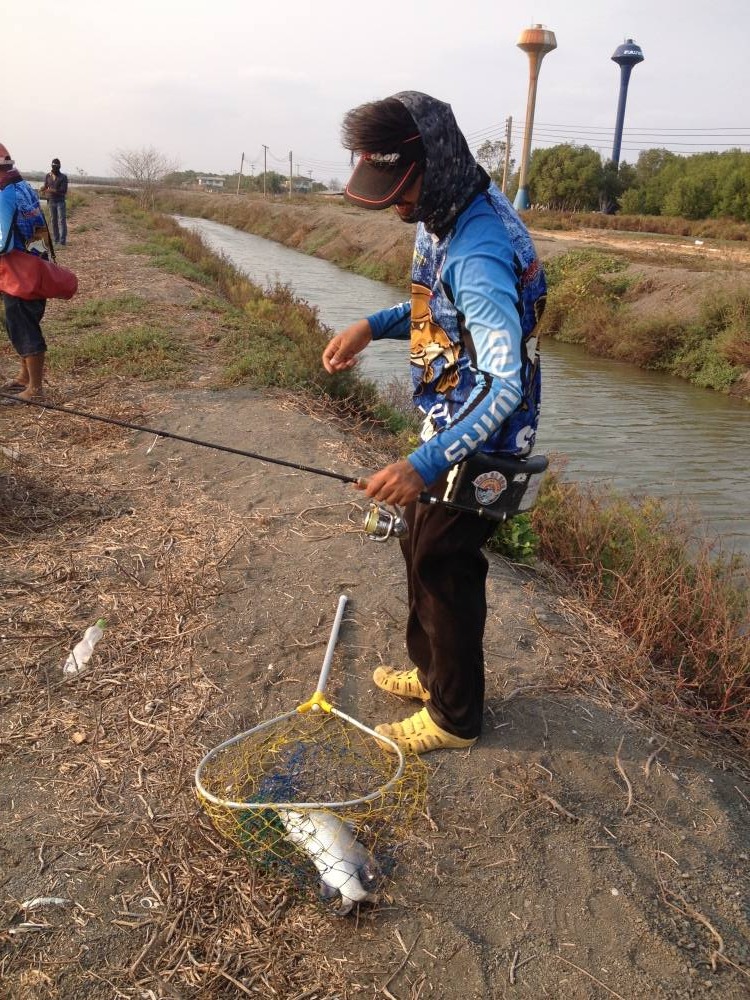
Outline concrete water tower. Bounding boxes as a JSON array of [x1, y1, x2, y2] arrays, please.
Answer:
[[611, 39, 644, 165], [513, 23, 557, 211]]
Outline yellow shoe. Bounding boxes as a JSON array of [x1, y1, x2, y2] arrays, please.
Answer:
[[375, 707, 477, 755], [372, 666, 430, 701]]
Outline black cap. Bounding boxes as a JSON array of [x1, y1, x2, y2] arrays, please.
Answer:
[[344, 134, 424, 210], [51, 158, 60, 166]]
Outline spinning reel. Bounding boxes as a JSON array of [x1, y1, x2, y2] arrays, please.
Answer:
[[363, 502, 409, 542], [362, 453, 549, 542]]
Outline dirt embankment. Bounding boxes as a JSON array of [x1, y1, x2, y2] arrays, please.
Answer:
[[158, 189, 750, 327], [1, 192, 749, 999]]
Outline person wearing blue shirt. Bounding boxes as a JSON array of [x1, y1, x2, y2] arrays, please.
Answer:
[[322, 92, 546, 753], [0, 143, 49, 401]]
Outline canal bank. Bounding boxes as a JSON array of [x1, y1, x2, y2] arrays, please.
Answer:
[[1, 190, 748, 999], [155, 188, 750, 403]]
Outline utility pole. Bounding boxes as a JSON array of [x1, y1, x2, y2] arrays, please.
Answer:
[[501, 117, 512, 194], [262, 144, 269, 198], [289, 151, 293, 199], [236, 151, 244, 196]]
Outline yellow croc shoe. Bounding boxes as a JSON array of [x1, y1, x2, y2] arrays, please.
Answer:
[[373, 666, 430, 701], [375, 707, 477, 755]]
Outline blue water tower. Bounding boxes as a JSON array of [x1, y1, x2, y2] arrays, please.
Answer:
[[611, 39, 644, 165]]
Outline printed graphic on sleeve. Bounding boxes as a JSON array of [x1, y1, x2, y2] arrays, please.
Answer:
[[410, 283, 461, 393]]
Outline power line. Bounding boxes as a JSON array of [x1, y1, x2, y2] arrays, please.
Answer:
[[465, 119, 750, 160], [464, 120, 750, 140]]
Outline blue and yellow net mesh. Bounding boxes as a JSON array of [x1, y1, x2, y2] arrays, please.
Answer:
[[195, 670, 426, 915]]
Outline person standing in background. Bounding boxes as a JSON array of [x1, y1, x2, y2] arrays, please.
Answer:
[[44, 157, 68, 246], [0, 143, 49, 400]]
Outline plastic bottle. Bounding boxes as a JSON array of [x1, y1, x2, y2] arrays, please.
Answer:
[[63, 619, 107, 678]]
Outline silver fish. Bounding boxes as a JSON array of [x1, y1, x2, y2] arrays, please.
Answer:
[[277, 808, 379, 916]]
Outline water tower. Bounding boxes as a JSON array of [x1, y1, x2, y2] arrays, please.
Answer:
[[611, 39, 644, 165], [513, 23, 557, 211]]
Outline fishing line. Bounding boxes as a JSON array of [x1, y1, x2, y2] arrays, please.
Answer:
[[0, 392, 362, 486]]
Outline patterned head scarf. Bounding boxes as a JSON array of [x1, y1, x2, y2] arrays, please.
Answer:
[[392, 91, 490, 237]]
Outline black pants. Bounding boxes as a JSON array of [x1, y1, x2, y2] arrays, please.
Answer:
[[2, 294, 47, 356], [399, 494, 497, 739]]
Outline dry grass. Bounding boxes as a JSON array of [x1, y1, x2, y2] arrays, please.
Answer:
[[524, 208, 750, 243], [0, 384, 374, 999], [532, 469, 750, 750]]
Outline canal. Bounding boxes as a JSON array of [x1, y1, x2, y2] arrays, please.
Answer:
[[174, 215, 750, 554]]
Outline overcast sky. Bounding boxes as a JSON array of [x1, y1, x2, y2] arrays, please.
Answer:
[[6, 0, 749, 181]]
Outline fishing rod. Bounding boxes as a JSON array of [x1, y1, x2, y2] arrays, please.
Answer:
[[0, 392, 548, 538], [0, 391, 362, 486]]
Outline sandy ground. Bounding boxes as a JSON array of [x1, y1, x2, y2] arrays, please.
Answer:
[[0, 192, 748, 999]]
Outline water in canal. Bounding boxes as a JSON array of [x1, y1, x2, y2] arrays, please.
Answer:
[[174, 215, 750, 554]]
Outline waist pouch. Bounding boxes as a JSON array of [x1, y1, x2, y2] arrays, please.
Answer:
[[443, 453, 549, 521]]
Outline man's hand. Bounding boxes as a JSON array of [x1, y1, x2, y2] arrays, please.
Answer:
[[356, 459, 426, 506], [322, 318, 372, 373]]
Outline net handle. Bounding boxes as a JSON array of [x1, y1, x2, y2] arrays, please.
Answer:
[[314, 593, 348, 697]]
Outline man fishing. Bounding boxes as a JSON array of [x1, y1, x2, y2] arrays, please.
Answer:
[[322, 92, 546, 754]]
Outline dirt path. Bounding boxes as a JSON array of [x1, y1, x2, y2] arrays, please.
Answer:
[[1, 192, 748, 999]]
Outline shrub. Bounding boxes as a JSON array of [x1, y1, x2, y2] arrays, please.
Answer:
[[533, 471, 749, 743], [488, 513, 539, 563]]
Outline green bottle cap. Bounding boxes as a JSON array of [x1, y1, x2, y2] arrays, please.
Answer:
[[96, 618, 107, 629]]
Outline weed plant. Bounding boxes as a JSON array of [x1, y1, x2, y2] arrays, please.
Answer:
[[533, 470, 749, 747], [488, 513, 540, 563]]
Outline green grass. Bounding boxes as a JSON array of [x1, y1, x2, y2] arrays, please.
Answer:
[[51, 324, 185, 380], [124, 239, 214, 283], [55, 294, 148, 331], [43, 293, 188, 381]]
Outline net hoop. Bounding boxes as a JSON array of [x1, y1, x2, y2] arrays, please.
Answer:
[[195, 705, 406, 812]]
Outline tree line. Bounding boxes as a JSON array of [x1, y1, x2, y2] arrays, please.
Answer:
[[113, 143, 750, 222], [529, 145, 750, 220], [476, 138, 750, 221]]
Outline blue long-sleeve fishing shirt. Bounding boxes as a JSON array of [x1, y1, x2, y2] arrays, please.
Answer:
[[366, 182, 546, 487]]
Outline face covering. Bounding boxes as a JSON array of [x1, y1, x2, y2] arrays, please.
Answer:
[[392, 91, 490, 237]]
